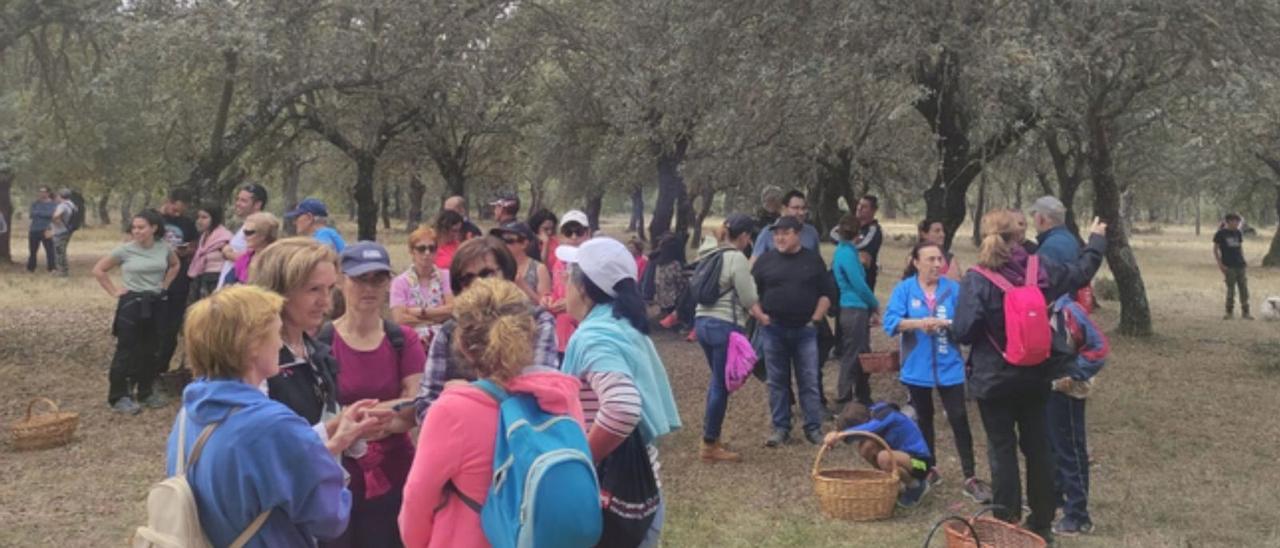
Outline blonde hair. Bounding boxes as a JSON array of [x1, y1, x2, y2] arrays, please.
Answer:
[[245, 212, 281, 245], [184, 285, 284, 379], [976, 209, 1025, 269], [451, 278, 535, 383], [409, 225, 438, 249], [248, 237, 340, 296]]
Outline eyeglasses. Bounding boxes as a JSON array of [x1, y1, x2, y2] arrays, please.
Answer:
[[561, 227, 587, 238], [457, 268, 498, 289], [414, 244, 437, 254], [243, 229, 258, 236], [502, 237, 525, 245], [352, 272, 391, 286]]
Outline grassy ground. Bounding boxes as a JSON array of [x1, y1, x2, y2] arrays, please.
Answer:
[[2, 219, 1279, 547]]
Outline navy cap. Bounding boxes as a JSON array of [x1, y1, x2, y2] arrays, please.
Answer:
[[286, 198, 328, 219], [770, 216, 803, 232], [489, 220, 535, 241], [340, 241, 392, 277], [725, 213, 755, 237]]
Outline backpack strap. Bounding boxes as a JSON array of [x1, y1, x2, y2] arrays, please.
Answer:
[[382, 318, 405, 353], [969, 265, 1014, 292], [472, 379, 509, 403], [185, 407, 241, 473], [228, 509, 272, 548], [316, 321, 336, 347], [439, 479, 483, 514], [1024, 255, 1040, 288]]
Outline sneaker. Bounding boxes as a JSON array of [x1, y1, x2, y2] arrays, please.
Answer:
[[896, 479, 930, 508], [141, 393, 170, 409], [112, 397, 142, 415], [1243, 313, 1255, 320], [962, 477, 993, 503], [659, 312, 679, 329], [1053, 518, 1094, 537], [686, 329, 697, 342], [804, 429, 823, 445], [1224, 313, 1234, 320], [700, 441, 741, 463], [765, 429, 790, 448], [926, 468, 943, 487]]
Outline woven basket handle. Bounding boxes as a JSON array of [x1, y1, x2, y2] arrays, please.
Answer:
[[25, 398, 59, 421], [922, 516, 979, 548], [810, 429, 897, 481], [969, 503, 1007, 521]]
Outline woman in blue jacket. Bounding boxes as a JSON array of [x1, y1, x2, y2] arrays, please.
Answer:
[[883, 242, 991, 503]]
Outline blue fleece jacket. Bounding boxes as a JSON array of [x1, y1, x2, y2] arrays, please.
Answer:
[[167, 379, 351, 548], [833, 241, 879, 310], [883, 276, 965, 388], [842, 402, 931, 460], [1037, 225, 1079, 264]]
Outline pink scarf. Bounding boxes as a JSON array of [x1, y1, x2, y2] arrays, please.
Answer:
[[233, 248, 257, 283], [187, 226, 233, 278]]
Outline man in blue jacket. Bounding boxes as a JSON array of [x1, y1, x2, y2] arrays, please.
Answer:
[[1030, 196, 1080, 265]]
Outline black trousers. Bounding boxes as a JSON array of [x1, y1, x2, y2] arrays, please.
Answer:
[[155, 277, 192, 379], [977, 389, 1055, 533], [27, 232, 54, 271], [906, 383, 976, 478], [108, 292, 164, 404]]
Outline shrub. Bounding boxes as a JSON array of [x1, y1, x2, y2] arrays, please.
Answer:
[[1094, 277, 1120, 301]]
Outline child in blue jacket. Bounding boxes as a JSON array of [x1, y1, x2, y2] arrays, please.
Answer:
[[883, 242, 991, 503], [825, 401, 932, 508]]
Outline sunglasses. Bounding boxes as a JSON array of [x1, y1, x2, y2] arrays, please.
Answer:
[[502, 237, 525, 245], [243, 229, 258, 236], [457, 268, 498, 289], [561, 227, 587, 238], [414, 244, 437, 254]]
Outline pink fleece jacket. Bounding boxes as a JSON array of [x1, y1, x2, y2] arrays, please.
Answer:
[[399, 369, 585, 548]]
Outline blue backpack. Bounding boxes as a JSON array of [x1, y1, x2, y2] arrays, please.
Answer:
[[470, 379, 602, 548]]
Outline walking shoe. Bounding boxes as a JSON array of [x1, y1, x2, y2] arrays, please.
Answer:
[[896, 479, 930, 508], [962, 476, 993, 503], [686, 329, 698, 342], [1243, 313, 1255, 320], [659, 312, 679, 329], [700, 441, 741, 463], [112, 397, 142, 415], [925, 467, 943, 487], [141, 393, 170, 409], [765, 429, 790, 448], [804, 429, 824, 445], [1052, 518, 1094, 537], [1223, 312, 1234, 320]]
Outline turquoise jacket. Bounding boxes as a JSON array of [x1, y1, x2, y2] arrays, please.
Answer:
[[833, 241, 879, 310]]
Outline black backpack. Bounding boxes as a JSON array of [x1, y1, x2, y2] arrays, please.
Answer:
[[68, 191, 86, 232], [316, 319, 406, 356], [690, 249, 730, 306]]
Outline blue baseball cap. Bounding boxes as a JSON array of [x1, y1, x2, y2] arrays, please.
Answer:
[[340, 241, 392, 277], [285, 198, 329, 219]]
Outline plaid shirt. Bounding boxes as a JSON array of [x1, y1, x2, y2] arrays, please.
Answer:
[[414, 307, 560, 422]]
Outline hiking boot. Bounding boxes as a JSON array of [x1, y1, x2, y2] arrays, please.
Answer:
[[1243, 312, 1255, 320], [112, 397, 142, 415], [804, 429, 824, 445], [1052, 518, 1094, 537], [141, 393, 170, 409], [765, 429, 790, 448], [963, 476, 993, 503], [896, 479, 930, 508], [1224, 312, 1234, 320], [700, 441, 741, 463]]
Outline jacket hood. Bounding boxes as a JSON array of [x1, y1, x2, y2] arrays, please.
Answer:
[[182, 378, 274, 426], [449, 367, 585, 423]]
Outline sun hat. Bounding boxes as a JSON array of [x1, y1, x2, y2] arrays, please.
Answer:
[[554, 237, 636, 297]]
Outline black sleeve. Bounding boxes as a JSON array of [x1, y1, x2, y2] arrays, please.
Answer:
[[1212, 230, 1224, 247], [752, 254, 769, 298], [815, 253, 838, 301], [1043, 234, 1107, 302], [953, 272, 986, 345]]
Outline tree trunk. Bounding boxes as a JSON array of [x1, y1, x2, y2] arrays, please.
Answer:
[[0, 170, 13, 262], [971, 174, 986, 247], [282, 154, 302, 215], [628, 186, 645, 237], [1262, 185, 1280, 267], [648, 137, 688, 242], [1089, 113, 1151, 336], [354, 155, 379, 241], [119, 190, 136, 232], [381, 182, 392, 231], [584, 187, 604, 232], [407, 173, 426, 232], [96, 193, 110, 227], [812, 148, 855, 239], [692, 186, 715, 245], [392, 183, 402, 219]]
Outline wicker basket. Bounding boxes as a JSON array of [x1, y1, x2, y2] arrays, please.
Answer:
[[159, 367, 193, 397], [9, 398, 79, 451], [811, 430, 899, 521], [858, 350, 900, 374], [943, 508, 1048, 548]]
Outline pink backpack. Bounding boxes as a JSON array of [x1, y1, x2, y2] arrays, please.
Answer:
[[725, 331, 757, 392], [971, 255, 1052, 366]]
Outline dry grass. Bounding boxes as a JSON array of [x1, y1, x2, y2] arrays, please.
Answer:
[[3, 220, 1280, 547]]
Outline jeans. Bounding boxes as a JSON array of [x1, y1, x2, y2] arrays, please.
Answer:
[[27, 232, 54, 271], [836, 308, 872, 405], [1047, 392, 1091, 526], [52, 232, 71, 275], [108, 293, 165, 404], [906, 383, 977, 478], [1224, 266, 1250, 314], [695, 317, 737, 442], [977, 389, 1055, 533], [761, 324, 823, 434]]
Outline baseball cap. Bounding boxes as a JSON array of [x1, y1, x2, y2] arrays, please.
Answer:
[[489, 191, 520, 209], [770, 216, 803, 232], [1028, 196, 1066, 222], [559, 209, 590, 230], [554, 238, 637, 297], [725, 213, 755, 237], [489, 220, 535, 241], [286, 198, 329, 219], [340, 241, 392, 277]]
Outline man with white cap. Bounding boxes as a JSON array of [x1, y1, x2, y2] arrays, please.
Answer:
[[546, 209, 593, 355], [1029, 195, 1080, 265]]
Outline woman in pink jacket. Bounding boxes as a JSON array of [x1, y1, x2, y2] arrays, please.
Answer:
[[399, 277, 585, 548]]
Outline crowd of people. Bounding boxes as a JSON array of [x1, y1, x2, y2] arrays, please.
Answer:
[[53, 177, 1255, 546]]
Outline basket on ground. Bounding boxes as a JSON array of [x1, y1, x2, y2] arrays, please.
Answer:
[[858, 350, 900, 374], [942, 509, 1047, 548], [159, 367, 193, 397], [9, 398, 79, 450], [811, 430, 898, 521]]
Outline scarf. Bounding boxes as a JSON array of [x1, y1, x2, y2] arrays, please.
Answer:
[[995, 245, 1049, 288], [233, 248, 257, 283], [187, 226, 233, 278]]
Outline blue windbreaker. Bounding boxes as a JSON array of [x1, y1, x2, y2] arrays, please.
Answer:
[[883, 276, 965, 388]]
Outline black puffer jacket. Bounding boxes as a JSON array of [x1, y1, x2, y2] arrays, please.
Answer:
[[953, 234, 1106, 400]]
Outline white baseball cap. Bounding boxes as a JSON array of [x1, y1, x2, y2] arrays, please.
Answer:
[[555, 237, 637, 297], [559, 209, 590, 230]]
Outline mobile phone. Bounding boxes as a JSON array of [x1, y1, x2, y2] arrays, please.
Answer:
[[391, 400, 416, 413]]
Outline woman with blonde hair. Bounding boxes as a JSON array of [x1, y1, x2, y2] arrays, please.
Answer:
[[952, 210, 1107, 543], [165, 285, 380, 546], [391, 225, 454, 345], [225, 211, 280, 286], [400, 278, 585, 547]]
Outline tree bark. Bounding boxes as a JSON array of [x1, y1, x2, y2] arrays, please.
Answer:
[[96, 193, 110, 226], [692, 186, 715, 245], [584, 188, 604, 232], [812, 147, 856, 238], [407, 173, 426, 232], [971, 174, 986, 247], [0, 170, 13, 262], [628, 186, 645, 237], [1088, 112, 1151, 336], [1262, 184, 1280, 267], [381, 182, 392, 231], [648, 136, 688, 242], [282, 153, 302, 215], [354, 155, 379, 241], [119, 190, 136, 232]]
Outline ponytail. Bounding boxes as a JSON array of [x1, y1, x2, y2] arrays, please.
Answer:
[[976, 210, 1022, 269], [452, 278, 536, 383], [571, 265, 650, 334]]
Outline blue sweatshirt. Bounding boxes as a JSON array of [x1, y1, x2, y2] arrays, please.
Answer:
[[167, 380, 351, 548], [883, 276, 965, 388], [29, 200, 55, 233], [313, 226, 346, 253], [832, 241, 879, 310], [842, 402, 931, 460], [1037, 225, 1079, 264]]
